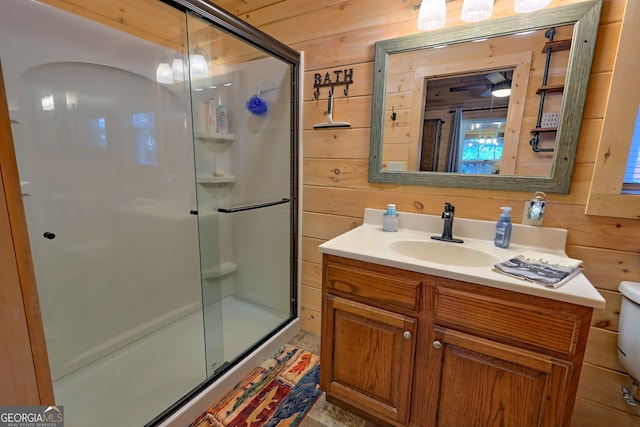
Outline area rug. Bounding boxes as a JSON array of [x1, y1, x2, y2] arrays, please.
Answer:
[[189, 345, 321, 427]]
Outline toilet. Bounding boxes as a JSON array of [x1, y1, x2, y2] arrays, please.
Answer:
[[618, 281, 640, 382]]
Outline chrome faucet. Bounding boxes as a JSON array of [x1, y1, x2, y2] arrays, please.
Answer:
[[431, 202, 464, 243]]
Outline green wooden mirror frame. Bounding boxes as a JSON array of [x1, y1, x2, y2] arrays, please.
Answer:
[[368, 0, 603, 194]]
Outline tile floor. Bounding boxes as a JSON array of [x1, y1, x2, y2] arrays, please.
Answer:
[[286, 331, 379, 427]]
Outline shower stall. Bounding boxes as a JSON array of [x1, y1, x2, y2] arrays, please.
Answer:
[[0, 0, 299, 425]]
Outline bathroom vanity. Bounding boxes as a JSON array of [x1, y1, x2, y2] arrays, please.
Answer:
[[319, 209, 605, 427]]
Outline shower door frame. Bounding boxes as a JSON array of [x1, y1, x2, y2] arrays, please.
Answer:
[[0, 0, 300, 416], [151, 0, 302, 424]]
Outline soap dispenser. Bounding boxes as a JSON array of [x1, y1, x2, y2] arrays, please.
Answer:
[[494, 206, 512, 248], [382, 204, 399, 232]]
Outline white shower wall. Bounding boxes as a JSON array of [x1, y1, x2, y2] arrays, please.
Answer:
[[190, 52, 292, 311], [0, 1, 206, 382], [215, 56, 292, 315]]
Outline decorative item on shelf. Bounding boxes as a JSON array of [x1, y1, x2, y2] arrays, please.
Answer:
[[313, 68, 353, 100], [541, 112, 559, 128]]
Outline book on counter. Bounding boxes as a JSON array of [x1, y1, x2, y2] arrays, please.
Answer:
[[493, 251, 584, 288]]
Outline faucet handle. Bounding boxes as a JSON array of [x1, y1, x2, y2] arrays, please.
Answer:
[[444, 202, 455, 213]]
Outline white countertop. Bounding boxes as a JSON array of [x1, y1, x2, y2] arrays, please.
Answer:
[[318, 208, 605, 309]]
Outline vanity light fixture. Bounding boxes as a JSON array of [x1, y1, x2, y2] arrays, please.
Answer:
[[417, 0, 553, 29], [491, 80, 512, 97], [171, 58, 186, 81], [155, 62, 174, 84], [514, 0, 552, 13], [189, 48, 209, 79], [461, 0, 494, 22], [417, 0, 447, 31]]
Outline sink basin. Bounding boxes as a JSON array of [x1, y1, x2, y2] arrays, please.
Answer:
[[389, 240, 501, 267]]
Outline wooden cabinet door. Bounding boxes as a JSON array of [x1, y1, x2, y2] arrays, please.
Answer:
[[427, 326, 573, 427], [321, 295, 417, 425]]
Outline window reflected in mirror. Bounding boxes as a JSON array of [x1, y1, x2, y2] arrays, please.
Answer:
[[459, 118, 505, 174], [623, 105, 640, 193]]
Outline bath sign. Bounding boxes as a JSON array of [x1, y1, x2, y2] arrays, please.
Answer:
[[313, 68, 353, 99]]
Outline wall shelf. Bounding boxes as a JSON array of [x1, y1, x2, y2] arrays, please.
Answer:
[[530, 127, 557, 133], [196, 174, 236, 184], [542, 39, 571, 53], [536, 85, 564, 94], [530, 30, 570, 153], [201, 261, 238, 279], [194, 131, 235, 141]]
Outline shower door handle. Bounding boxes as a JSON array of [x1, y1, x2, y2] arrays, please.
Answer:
[[217, 198, 290, 213]]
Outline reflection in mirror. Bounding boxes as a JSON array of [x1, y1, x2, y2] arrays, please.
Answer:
[[421, 70, 511, 173], [369, 0, 603, 193], [382, 25, 574, 177]]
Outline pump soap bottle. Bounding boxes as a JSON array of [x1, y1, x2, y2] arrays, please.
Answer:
[[494, 206, 512, 248], [382, 204, 399, 232]]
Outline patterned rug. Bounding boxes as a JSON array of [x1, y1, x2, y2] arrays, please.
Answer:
[[189, 345, 321, 427]]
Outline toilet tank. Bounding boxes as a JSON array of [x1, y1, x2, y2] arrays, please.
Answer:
[[618, 281, 640, 381]]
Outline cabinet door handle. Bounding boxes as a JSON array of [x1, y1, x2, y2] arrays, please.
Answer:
[[433, 340, 442, 349], [403, 331, 412, 339]]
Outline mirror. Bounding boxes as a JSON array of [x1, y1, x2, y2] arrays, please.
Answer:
[[369, 0, 602, 193]]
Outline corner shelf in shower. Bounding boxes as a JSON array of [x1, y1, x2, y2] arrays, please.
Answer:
[[196, 174, 236, 184], [194, 131, 235, 141], [201, 261, 238, 279]]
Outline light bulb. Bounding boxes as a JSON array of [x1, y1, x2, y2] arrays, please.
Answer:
[[171, 58, 186, 81], [417, 0, 446, 31], [189, 54, 209, 79], [155, 63, 173, 84], [461, 0, 493, 22]]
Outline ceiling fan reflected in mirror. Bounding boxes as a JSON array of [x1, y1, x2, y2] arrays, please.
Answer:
[[449, 71, 512, 97]]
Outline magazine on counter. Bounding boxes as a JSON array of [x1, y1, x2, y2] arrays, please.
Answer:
[[493, 251, 584, 288]]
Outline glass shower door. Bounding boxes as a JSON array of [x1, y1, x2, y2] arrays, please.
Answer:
[[187, 13, 295, 375], [0, 1, 208, 425]]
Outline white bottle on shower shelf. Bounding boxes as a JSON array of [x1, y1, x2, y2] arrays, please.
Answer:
[[216, 99, 229, 135], [207, 98, 217, 136]]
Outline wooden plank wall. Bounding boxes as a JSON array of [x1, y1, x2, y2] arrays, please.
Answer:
[[228, 0, 639, 425], [17, 0, 640, 424]]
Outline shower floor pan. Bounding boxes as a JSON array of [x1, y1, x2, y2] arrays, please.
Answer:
[[53, 295, 288, 427]]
